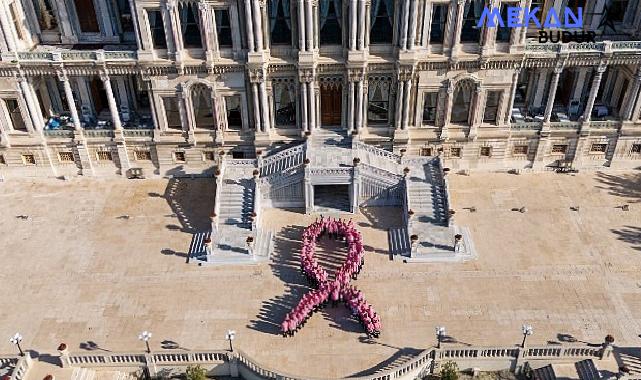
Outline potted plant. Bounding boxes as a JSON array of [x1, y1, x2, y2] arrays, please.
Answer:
[[400, 148, 406, 157], [410, 234, 418, 242], [403, 167, 410, 175], [449, 209, 456, 216], [219, 150, 226, 156], [214, 168, 221, 176], [304, 131, 311, 137], [454, 234, 462, 242], [250, 212, 257, 221], [304, 158, 310, 165], [209, 211, 217, 220], [408, 209, 414, 217], [353, 157, 361, 166], [605, 335, 615, 345], [57, 343, 67, 352], [352, 129, 359, 135], [443, 167, 451, 174], [253, 169, 260, 178], [43, 375, 54, 380]]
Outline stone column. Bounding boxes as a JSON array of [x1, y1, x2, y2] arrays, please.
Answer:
[[251, 83, 261, 129], [298, 0, 306, 50], [400, 0, 411, 50], [166, 1, 184, 62], [200, 3, 217, 61], [543, 67, 562, 123], [402, 80, 412, 129], [347, 80, 355, 133], [355, 80, 363, 131], [351, 166, 361, 213], [441, 83, 454, 139], [18, 78, 44, 132], [244, 0, 255, 52], [300, 81, 308, 131], [259, 82, 269, 131], [450, 0, 465, 58], [357, 0, 366, 50], [308, 81, 316, 130], [532, 70, 548, 110], [101, 74, 123, 130], [305, 0, 314, 51], [0, 2, 18, 52], [582, 66, 606, 123], [518, 0, 532, 45], [60, 76, 82, 131], [251, 0, 264, 51], [623, 67, 641, 120], [408, 0, 418, 49], [395, 80, 405, 129], [349, 0, 357, 50], [505, 68, 521, 125]]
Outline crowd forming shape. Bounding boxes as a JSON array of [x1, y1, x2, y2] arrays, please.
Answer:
[[281, 216, 381, 338]]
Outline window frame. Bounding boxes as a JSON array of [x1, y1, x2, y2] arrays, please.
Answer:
[[147, 9, 168, 49]]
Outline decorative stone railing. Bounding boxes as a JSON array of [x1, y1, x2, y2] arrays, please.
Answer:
[[526, 40, 641, 54], [8, 355, 31, 380], [590, 120, 621, 129], [360, 163, 403, 183], [43, 129, 75, 138], [260, 143, 306, 177], [354, 141, 402, 165], [27, 343, 607, 380], [307, 167, 353, 178], [549, 121, 581, 129], [83, 130, 115, 139], [123, 129, 154, 138], [16, 50, 137, 62], [226, 158, 258, 168], [510, 122, 541, 130]]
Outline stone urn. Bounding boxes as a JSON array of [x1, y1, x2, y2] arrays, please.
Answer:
[[353, 157, 361, 167]]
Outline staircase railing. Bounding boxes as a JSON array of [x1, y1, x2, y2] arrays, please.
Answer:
[[259, 143, 306, 177], [353, 141, 401, 164]]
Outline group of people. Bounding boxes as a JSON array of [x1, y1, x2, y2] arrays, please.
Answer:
[[280, 216, 382, 338]]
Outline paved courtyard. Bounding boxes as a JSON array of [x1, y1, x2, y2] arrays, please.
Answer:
[[0, 171, 640, 378]]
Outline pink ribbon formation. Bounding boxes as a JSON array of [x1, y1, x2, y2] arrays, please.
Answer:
[[280, 216, 381, 338]]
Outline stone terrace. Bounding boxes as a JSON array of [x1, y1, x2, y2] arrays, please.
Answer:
[[0, 171, 640, 378]]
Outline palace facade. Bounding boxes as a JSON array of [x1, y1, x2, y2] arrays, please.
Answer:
[[0, 0, 641, 177]]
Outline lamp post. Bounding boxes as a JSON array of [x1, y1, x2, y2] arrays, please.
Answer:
[[435, 326, 446, 349], [138, 331, 152, 353], [9, 333, 24, 356], [225, 330, 236, 352], [521, 324, 533, 348]]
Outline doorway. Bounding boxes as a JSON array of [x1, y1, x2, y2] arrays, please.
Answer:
[[321, 84, 342, 127], [90, 78, 107, 114], [314, 184, 350, 213]]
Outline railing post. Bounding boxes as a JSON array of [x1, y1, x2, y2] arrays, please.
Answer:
[[227, 352, 239, 378], [144, 353, 157, 377]]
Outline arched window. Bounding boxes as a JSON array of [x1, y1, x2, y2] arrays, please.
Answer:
[[368, 80, 391, 123], [191, 84, 214, 129], [451, 81, 474, 124], [273, 82, 296, 127], [370, 0, 394, 44], [180, 2, 202, 48], [269, 0, 292, 45], [320, 0, 342, 45]]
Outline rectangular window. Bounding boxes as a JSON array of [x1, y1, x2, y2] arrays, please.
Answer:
[[180, 3, 203, 48], [135, 150, 152, 161], [480, 146, 492, 157], [461, 0, 482, 43], [590, 144, 607, 153], [370, 0, 393, 44], [225, 96, 242, 129], [552, 144, 568, 154], [430, 4, 448, 44], [21, 154, 36, 165], [422, 92, 438, 125], [6, 99, 27, 131], [174, 151, 186, 162], [420, 148, 433, 157], [58, 151, 75, 162], [496, 5, 510, 43], [319, 0, 342, 45], [450, 147, 462, 158], [96, 150, 112, 161], [32, 0, 58, 31], [632, 144, 641, 154], [608, 0, 628, 22], [73, 0, 99, 33], [163, 98, 182, 130], [483, 91, 501, 124], [148, 10, 167, 49], [368, 82, 390, 123], [513, 145, 528, 155], [215, 9, 233, 48]]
